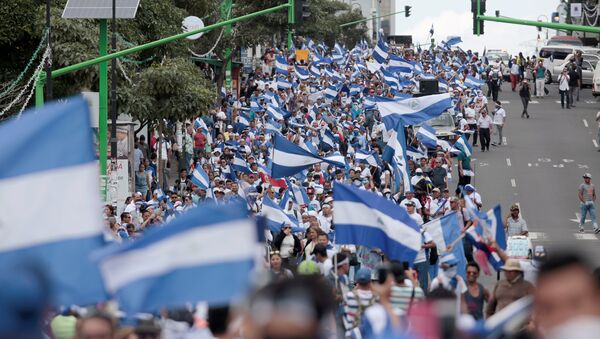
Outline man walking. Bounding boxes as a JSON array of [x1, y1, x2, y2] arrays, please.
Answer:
[[578, 173, 598, 233], [510, 58, 520, 91], [477, 110, 493, 152], [519, 80, 531, 119], [491, 101, 505, 146], [557, 68, 570, 109], [486, 259, 534, 317], [488, 66, 502, 102], [568, 62, 580, 108], [464, 262, 490, 320], [534, 60, 546, 98]]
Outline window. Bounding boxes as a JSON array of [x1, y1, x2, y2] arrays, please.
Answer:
[[553, 51, 570, 60]]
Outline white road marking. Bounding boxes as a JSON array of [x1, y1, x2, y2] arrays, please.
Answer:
[[506, 158, 511, 167], [535, 163, 539, 167], [574, 233, 598, 240], [552, 164, 564, 168], [578, 164, 589, 169], [530, 100, 539, 104], [537, 158, 551, 163], [555, 100, 562, 104], [528, 232, 548, 241], [528, 163, 532, 167], [479, 162, 489, 167], [511, 178, 516, 187], [500, 100, 510, 104], [583, 119, 589, 128], [571, 213, 593, 224], [585, 100, 596, 104], [502, 136, 507, 145], [593, 139, 599, 148], [562, 159, 574, 163]]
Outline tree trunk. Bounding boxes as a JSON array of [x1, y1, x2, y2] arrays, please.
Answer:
[[157, 121, 163, 191]]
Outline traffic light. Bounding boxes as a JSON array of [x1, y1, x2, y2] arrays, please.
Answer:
[[471, 0, 485, 35], [405, 5, 411, 17], [295, 0, 310, 24]]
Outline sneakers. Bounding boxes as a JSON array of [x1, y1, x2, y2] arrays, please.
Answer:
[[579, 227, 585, 233], [594, 228, 600, 234]]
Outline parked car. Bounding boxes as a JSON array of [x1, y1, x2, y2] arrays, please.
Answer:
[[539, 46, 586, 83], [547, 35, 583, 47], [427, 111, 456, 141], [551, 53, 598, 86]]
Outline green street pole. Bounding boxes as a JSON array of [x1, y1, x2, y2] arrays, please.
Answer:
[[476, 0, 481, 36], [287, 0, 294, 49], [222, 0, 233, 90], [99, 19, 108, 200], [478, 14, 600, 34], [35, 73, 45, 107], [339, 9, 405, 27]]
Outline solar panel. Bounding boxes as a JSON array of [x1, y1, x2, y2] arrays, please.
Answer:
[[62, 0, 140, 19]]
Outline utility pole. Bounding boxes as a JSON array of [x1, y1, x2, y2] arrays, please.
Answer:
[[110, 0, 118, 166], [287, 0, 295, 50], [222, 0, 233, 90], [45, 0, 52, 100], [99, 20, 108, 200]]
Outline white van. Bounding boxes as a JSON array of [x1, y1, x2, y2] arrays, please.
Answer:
[[539, 46, 586, 83], [592, 65, 600, 96]]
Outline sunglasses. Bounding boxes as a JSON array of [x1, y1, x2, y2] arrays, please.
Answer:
[[270, 250, 280, 255]]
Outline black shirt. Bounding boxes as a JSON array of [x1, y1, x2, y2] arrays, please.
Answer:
[[568, 69, 580, 87]]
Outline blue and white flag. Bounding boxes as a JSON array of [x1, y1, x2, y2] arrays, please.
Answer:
[[464, 203, 506, 270], [191, 165, 210, 189], [422, 213, 467, 279], [0, 97, 107, 306], [285, 178, 311, 206], [275, 55, 289, 75], [406, 145, 427, 161], [464, 75, 486, 88], [320, 128, 336, 151], [481, 296, 533, 338], [276, 77, 292, 90], [355, 150, 379, 167], [388, 55, 413, 74], [333, 182, 421, 262], [454, 134, 473, 158], [265, 119, 282, 135], [375, 93, 452, 128], [271, 133, 325, 178], [349, 84, 362, 96], [232, 152, 252, 174], [372, 32, 389, 64], [416, 123, 439, 149], [438, 78, 449, 92], [382, 120, 412, 193], [323, 153, 346, 169], [261, 196, 301, 233], [267, 104, 287, 121], [382, 68, 400, 90], [445, 36, 462, 46], [309, 64, 321, 77], [295, 65, 310, 80], [96, 202, 256, 314], [324, 83, 340, 100]]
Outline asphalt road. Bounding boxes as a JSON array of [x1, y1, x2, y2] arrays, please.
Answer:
[[465, 81, 600, 268]]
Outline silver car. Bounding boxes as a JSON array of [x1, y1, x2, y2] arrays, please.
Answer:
[[550, 53, 598, 86]]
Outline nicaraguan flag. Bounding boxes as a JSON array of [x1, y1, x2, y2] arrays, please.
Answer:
[[324, 83, 340, 100], [275, 55, 288, 75], [388, 55, 413, 74], [382, 68, 400, 90], [445, 36, 462, 46], [481, 296, 533, 337], [406, 145, 427, 161], [464, 75, 486, 88], [285, 178, 311, 206], [191, 165, 210, 189], [267, 104, 286, 121], [438, 78, 449, 92], [276, 77, 292, 90], [349, 84, 362, 96], [355, 150, 379, 167], [220, 86, 227, 98], [320, 128, 336, 151], [372, 32, 389, 64], [232, 152, 252, 174], [261, 196, 302, 233], [334, 182, 421, 262], [265, 119, 282, 135], [295, 65, 310, 80], [323, 152, 346, 169], [375, 93, 452, 128], [454, 133, 473, 157], [96, 202, 256, 314], [383, 120, 412, 193], [422, 213, 467, 279], [271, 133, 325, 178], [0, 97, 107, 306], [416, 123, 439, 149], [309, 63, 321, 77]]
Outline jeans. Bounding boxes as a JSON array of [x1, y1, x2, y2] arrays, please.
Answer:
[[510, 74, 518, 91], [479, 127, 491, 151], [414, 261, 430, 292], [521, 96, 529, 114], [535, 78, 545, 97], [494, 124, 503, 145], [569, 87, 577, 106], [468, 123, 478, 145], [559, 90, 569, 108], [580, 202, 598, 228]]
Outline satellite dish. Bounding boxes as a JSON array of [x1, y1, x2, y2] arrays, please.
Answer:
[[182, 16, 204, 40]]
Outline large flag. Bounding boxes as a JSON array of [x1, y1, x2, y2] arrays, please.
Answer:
[[0, 97, 106, 306], [275, 55, 289, 75], [375, 93, 452, 128], [294, 64, 310, 80], [416, 123, 439, 149], [464, 75, 486, 88], [445, 36, 462, 46], [422, 213, 467, 279], [382, 121, 412, 193], [388, 55, 413, 74], [96, 202, 256, 314], [334, 182, 421, 263], [191, 165, 210, 189], [454, 134, 473, 158], [271, 133, 324, 178], [464, 203, 506, 271], [261, 196, 302, 233], [232, 152, 252, 174], [372, 32, 389, 64]]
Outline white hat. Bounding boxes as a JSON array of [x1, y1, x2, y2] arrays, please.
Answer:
[[415, 168, 423, 174], [583, 173, 592, 179]]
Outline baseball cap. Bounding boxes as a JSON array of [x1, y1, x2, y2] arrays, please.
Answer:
[[464, 184, 476, 192], [432, 188, 441, 193], [510, 204, 520, 211], [415, 168, 423, 174], [583, 173, 592, 178], [405, 201, 416, 207], [355, 268, 372, 284]]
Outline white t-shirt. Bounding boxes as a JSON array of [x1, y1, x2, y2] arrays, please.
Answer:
[[400, 198, 422, 210], [492, 108, 506, 125], [414, 230, 432, 263], [430, 274, 467, 294], [465, 107, 477, 124], [477, 115, 493, 129], [558, 74, 570, 91], [280, 235, 295, 259], [408, 211, 424, 226]]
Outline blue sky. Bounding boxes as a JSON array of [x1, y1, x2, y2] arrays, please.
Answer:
[[392, 0, 560, 56]]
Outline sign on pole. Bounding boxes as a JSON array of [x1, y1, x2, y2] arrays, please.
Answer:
[[571, 3, 582, 18]]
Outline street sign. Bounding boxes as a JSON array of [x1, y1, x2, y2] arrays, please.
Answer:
[[182, 16, 205, 40], [62, 0, 140, 19], [571, 3, 582, 18]]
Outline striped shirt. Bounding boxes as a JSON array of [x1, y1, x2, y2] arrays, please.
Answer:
[[343, 289, 376, 337], [390, 285, 425, 314]]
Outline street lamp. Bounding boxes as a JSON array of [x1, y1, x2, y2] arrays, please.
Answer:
[[538, 14, 549, 41]]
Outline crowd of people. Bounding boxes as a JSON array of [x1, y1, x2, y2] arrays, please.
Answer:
[[36, 34, 599, 339]]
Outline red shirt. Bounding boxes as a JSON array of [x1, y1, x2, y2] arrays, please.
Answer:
[[194, 132, 206, 149]]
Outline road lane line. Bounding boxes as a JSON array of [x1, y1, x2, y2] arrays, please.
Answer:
[[574, 233, 598, 240], [594, 139, 599, 148], [502, 136, 507, 145], [583, 119, 589, 128], [528, 163, 532, 167], [506, 158, 511, 167], [511, 178, 516, 187]]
